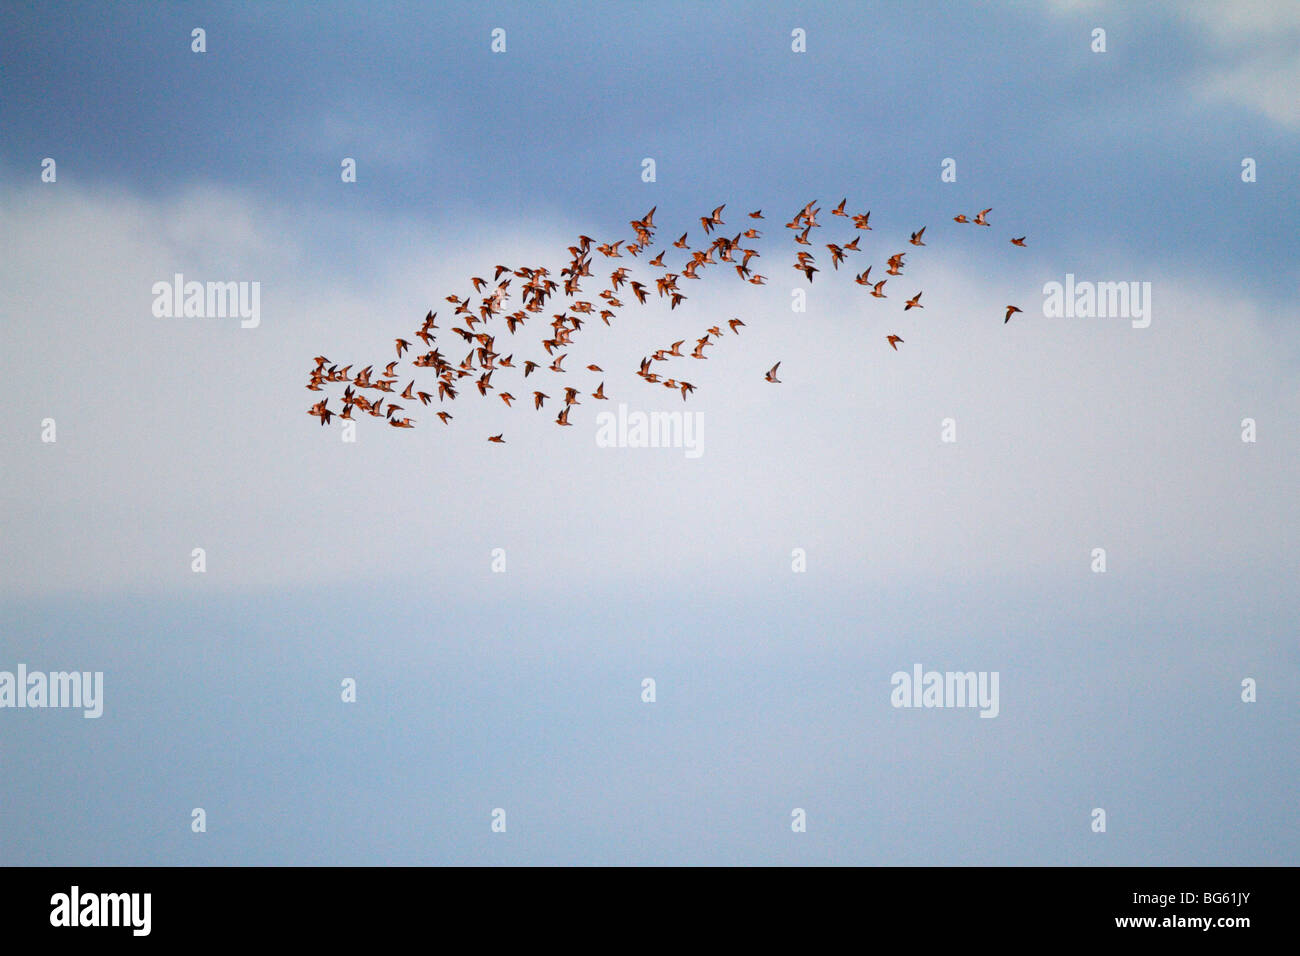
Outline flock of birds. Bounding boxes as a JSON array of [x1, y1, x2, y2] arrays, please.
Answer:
[[307, 199, 1028, 441]]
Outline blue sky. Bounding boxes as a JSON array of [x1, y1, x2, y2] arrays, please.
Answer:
[[1, 1, 1296, 865], [4, 1, 1297, 296]]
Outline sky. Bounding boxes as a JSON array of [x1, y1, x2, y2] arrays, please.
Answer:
[[0, 1, 1296, 865]]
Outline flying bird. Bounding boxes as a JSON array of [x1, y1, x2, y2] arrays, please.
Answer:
[[307, 193, 1043, 441], [700, 204, 725, 234]]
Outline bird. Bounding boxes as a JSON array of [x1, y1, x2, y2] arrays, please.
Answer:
[[308, 399, 332, 426], [794, 252, 818, 282], [307, 193, 1041, 440], [700, 204, 725, 234]]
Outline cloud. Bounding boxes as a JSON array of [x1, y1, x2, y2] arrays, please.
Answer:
[[2, 181, 1297, 603], [1047, 0, 1300, 128], [1194, 50, 1300, 129], [1182, 2, 1300, 41], [1182, 2, 1300, 128]]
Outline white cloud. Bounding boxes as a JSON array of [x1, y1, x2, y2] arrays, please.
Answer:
[[1195, 49, 1300, 128], [1183, 1, 1300, 127], [1047, 0, 1300, 128], [1182, 2, 1300, 41], [2, 183, 1297, 601]]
